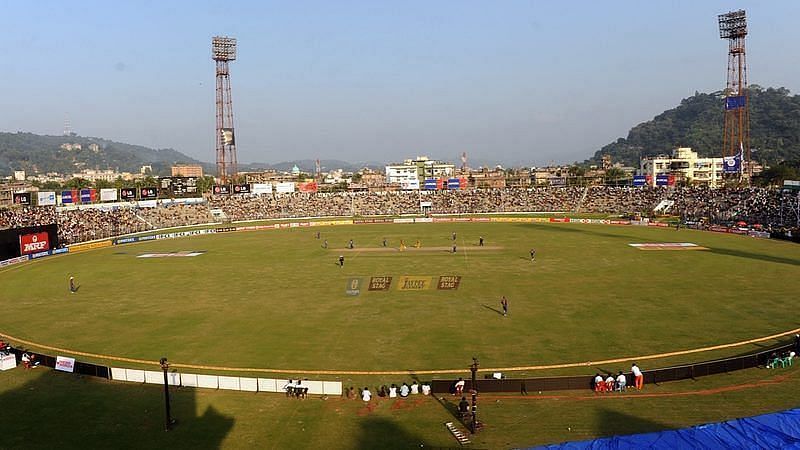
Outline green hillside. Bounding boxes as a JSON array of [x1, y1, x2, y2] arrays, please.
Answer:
[[0, 132, 206, 176], [590, 86, 800, 166]]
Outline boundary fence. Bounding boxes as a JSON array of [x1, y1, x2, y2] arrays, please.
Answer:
[[7, 340, 795, 395], [431, 341, 795, 394]]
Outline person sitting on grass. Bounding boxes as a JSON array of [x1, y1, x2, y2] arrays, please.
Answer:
[[616, 371, 627, 391], [378, 385, 388, 398], [389, 384, 398, 398], [400, 382, 410, 398], [362, 387, 372, 402], [421, 383, 431, 396], [593, 373, 604, 392], [410, 381, 419, 395], [605, 373, 615, 392]]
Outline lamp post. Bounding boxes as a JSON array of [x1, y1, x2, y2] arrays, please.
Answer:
[[160, 357, 175, 431], [469, 357, 480, 433]]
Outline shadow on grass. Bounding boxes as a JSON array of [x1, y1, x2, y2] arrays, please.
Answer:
[[707, 247, 800, 267], [482, 304, 504, 316], [515, 223, 644, 242], [0, 368, 234, 448], [355, 417, 429, 449], [433, 393, 461, 421], [593, 407, 671, 440]]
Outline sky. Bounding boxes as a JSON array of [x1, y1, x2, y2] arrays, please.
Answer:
[[1, 1, 798, 167]]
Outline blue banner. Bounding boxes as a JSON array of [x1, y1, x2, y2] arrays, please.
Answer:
[[80, 189, 93, 203], [424, 179, 437, 190], [447, 178, 460, 189], [725, 95, 746, 110], [723, 154, 742, 173], [656, 175, 669, 186], [633, 175, 646, 186], [61, 191, 75, 204]]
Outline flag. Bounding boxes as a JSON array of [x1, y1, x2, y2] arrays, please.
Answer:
[[723, 145, 743, 174]]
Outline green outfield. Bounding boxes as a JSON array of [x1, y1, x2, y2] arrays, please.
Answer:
[[1, 221, 799, 375]]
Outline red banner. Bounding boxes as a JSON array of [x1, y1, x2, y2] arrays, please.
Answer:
[[298, 182, 318, 193], [20, 232, 50, 255]]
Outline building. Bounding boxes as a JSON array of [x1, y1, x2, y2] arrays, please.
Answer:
[[467, 168, 506, 189], [0, 182, 29, 207], [640, 147, 724, 187], [243, 170, 296, 184], [71, 169, 127, 183], [385, 156, 455, 189], [358, 169, 386, 189], [171, 164, 204, 178], [60, 143, 82, 151]]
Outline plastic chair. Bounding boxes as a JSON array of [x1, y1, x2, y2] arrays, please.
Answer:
[[766, 358, 779, 369]]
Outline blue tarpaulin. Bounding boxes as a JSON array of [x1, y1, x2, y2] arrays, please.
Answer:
[[530, 408, 800, 450]]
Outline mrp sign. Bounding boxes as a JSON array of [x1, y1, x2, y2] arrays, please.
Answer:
[[55, 356, 76, 373], [19, 232, 50, 255]]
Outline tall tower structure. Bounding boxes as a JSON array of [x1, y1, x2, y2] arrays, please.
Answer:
[[63, 116, 72, 136], [212, 36, 238, 182], [718, 10, 749, 170]]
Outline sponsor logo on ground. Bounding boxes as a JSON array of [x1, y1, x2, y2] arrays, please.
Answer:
[[628, 243, 708, 251], [137, 251, 205, 258]]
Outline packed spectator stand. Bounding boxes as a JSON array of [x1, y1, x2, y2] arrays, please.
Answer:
[[0, 186, 798, 245]]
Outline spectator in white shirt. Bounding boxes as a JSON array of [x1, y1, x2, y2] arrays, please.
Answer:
[[362, 387, 372, 402], [616, 371, 627, 391], [632, 363, 644, 390]]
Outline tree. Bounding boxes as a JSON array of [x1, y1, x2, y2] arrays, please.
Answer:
[[135, 175, 157, 188], [41, 181, 62, 190], [589, 87, 800, 167], [196, 175, 216, 193], [604, 167, 626, 185], [64, 177, 90, 189], [94, 179, 114, 189], [756, 163, 799, 187]]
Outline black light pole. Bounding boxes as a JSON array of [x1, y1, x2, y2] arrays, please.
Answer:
[[160, 357, 175, 431], [469, 357, 480, 433]]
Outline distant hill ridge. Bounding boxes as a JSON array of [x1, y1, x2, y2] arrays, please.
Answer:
[[0, 132, 203, 176], [590, 85, 800, 166]]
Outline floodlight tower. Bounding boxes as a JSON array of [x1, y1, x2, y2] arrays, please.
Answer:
[[718, 10, 750, 172], [212, 36, 238, 182]]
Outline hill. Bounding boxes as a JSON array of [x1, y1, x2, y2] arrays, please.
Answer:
[[590, 86, 800, 166], [0, 132, 207, 176]]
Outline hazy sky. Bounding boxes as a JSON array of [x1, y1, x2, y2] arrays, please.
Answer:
[[1, 1, 798, 166]]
